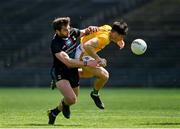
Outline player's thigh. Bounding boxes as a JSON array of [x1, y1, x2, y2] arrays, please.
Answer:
[[83, 66, 109, 78], [79, 68, 94, 78], [56, 79, 76, 100]]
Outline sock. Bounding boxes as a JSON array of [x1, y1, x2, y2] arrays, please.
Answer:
[[92, 88, 99, 94], [62, 100, 69, 107], [62, 101, 66, 106], [51, 107, 61, 116]]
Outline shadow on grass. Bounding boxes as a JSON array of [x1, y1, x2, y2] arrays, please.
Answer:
[[141, 122, 180, 125], [4, 123, 82, 127]]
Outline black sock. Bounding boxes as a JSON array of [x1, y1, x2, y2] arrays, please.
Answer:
[[92, 88, 99, 94], [51, 107, 60, 116], [62, 100, 69, 107]]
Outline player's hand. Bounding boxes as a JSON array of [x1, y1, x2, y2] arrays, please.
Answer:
[[86, 26, 99, 34], [87, 60, 99, 68], [97, 58, 107, 67]]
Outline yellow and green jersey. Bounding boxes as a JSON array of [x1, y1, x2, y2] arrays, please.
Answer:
[[81, 25, 111, 52]]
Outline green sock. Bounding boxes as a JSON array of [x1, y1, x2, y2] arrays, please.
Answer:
[[93, 88, 99, 94]]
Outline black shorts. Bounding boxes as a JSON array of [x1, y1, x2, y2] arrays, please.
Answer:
[[54, 67, 79, 88]]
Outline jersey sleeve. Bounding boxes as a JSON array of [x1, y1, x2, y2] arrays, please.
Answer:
[[51, 39, 63, 54], [70, 28, 80, 38]]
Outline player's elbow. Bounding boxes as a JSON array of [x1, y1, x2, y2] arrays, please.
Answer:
[[83, 43, 92, 51]]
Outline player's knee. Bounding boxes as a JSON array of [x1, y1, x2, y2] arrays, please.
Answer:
[[100, 71, 109, 81], [103, 72, 109, 81], [56, 84, 60, 89], [65, 96, 77, 105], [56, 82, 62, 89]]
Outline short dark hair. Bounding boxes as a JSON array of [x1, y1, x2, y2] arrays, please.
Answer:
[[52, 17, 70, 31], [112, 20, 128, 35]]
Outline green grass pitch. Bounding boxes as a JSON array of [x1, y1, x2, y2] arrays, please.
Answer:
[[1, 88, 180, 128]]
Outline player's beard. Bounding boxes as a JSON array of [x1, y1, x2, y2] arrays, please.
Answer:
[[61, 33, 70, 38]]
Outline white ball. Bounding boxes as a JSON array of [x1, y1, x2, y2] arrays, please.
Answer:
[[131, 39, 147, 55]]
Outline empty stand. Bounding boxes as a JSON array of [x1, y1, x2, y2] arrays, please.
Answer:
[[0, 0, 179, 87]]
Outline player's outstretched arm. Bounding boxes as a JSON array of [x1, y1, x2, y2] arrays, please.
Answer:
[[55, 51, 98, 68]]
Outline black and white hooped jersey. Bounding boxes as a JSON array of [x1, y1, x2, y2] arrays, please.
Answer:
[[51, 28, 80, 68]]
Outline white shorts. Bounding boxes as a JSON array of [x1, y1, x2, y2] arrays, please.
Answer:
[[75, 44, 82, 59], [75, 44, 94, 61]]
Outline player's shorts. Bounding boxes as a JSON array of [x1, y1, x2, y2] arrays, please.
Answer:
[[54, 67, 79, 88]]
